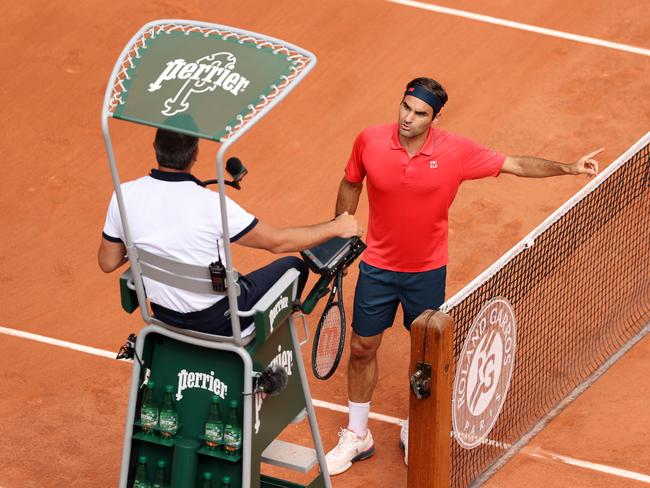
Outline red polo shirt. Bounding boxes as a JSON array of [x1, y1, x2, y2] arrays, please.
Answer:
[[345, 124, 505, 272]]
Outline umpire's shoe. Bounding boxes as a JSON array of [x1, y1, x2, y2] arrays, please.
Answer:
[[325, 428, 375, 475]]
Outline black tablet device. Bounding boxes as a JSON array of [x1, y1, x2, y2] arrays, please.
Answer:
[[301, 236, 366, 277]]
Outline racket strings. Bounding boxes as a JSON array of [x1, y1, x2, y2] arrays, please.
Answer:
[[315, 304, 342, 375]]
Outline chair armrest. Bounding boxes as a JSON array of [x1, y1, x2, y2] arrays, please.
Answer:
[[246, 269, 300, 344]]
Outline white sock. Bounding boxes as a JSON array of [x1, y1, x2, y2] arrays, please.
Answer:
[[347, 400, 371, 438]]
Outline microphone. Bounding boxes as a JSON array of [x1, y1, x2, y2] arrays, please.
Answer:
[[254, 365, 288, 396], [226, 157, 248, 189], [200, 157, 249, 189]]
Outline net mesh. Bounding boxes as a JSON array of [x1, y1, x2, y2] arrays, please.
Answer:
[[106, 21, 311, 141], [441, 134, 650, 487]]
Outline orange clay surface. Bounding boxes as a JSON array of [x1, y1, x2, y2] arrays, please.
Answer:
[[1, 0, 648, 487]]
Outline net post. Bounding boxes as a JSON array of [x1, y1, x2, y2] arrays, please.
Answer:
[[407, 310, 454, 488]]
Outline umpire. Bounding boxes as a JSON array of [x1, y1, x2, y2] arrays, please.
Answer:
[[98, 129, 363, 336]]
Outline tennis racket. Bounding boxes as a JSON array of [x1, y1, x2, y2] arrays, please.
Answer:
[[311, 271, 346, 380]]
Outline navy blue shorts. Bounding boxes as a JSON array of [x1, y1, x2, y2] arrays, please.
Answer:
[[352, 261, 446, 337]]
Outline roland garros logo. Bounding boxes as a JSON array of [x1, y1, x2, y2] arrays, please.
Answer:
[[452, 298, 516, 449], [147, 52, 251, 116]]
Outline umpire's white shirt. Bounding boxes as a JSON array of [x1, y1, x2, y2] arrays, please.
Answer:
[[103, 169, 257, 313]]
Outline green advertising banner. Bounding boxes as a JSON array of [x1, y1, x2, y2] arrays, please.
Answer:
[[253, 279, 295, 345], [250, 320, 307, 485]]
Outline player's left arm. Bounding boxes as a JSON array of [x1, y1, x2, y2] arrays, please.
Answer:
[[501, 148, 602, 178], [98, 237, 128, 273]]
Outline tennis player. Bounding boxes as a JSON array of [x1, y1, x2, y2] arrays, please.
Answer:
[[325, 77, 601, 475]]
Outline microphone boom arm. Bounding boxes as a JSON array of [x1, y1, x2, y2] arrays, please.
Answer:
[[202, 156, 248, 190]]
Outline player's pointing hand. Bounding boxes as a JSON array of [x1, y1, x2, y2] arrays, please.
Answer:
[[574, 148, 603, 177], [335, 211, 364, 238]]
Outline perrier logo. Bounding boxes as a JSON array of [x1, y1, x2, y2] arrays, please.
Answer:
[[147, 52, 251, 116]]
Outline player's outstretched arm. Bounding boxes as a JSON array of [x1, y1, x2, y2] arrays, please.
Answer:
[[335, 177, 363, 217], [501, 148, 602, 178], [236, 212, 363, 254]]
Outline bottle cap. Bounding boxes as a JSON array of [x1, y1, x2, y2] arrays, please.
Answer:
[[222, 476, 231, 483], [229, 399, 238, 408], [165, 385, 174, 393], [157, 459, 166, 468], [203, 472, 213, 480], [147, 380, 156, 388], [138, 455, 147, 463], [211, 394, 220, 403]]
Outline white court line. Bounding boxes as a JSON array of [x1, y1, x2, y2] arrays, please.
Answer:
[[0, 325, 402, 423], [523, 447, 650, 484], [3, 324, 650, 482], [0, 325, 117, 360], [387, 0, 650, 57]]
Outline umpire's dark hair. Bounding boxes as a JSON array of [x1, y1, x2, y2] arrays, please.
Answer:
[[153, 129, 199, 170], [406, 77, 448, 107]]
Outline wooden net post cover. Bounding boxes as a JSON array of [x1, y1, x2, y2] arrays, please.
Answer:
[[407, 310, 454, 488]]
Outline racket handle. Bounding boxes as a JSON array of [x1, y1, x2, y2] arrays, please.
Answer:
[[301, 275, 332, 314]]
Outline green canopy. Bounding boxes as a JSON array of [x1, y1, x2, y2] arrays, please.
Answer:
[[105, 21, 315, 141]]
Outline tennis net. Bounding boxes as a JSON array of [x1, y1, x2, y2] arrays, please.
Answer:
[[440, 132, 650, 487]]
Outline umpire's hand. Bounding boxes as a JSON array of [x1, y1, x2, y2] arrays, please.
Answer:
[[334, 211, 364, 238]]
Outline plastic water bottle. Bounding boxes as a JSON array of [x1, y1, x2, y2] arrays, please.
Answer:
[[140, 381, 159, 435], [202, 471, 214, 488], [133, 455, 151, 488], [159, 385, 179, 439], [223, 400, 242, 456], [204, 395, 224, 450], [153, 459, 168, 488]]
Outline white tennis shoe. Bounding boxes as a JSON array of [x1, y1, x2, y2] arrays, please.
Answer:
[[325, 428, 375, 475], [400, 418, 409, 466]]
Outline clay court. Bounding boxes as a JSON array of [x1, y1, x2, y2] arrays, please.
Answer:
[[1, 0, 649, 486]]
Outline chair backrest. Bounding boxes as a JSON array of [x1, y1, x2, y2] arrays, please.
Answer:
[[135, 247, 239, 296], [127, 246, 253, 345], [127, 247, 300, 347]]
